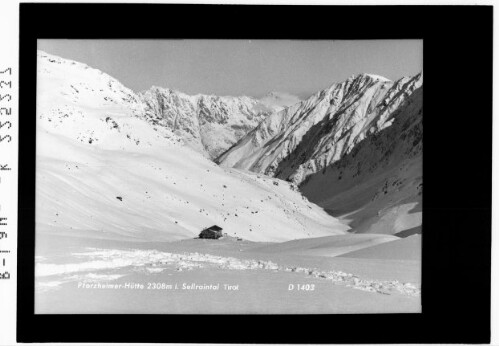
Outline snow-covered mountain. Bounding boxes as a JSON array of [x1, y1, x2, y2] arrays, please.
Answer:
[[257, 91, 301, 112], [217, 73, 421, 181], [36, 50, 348, 242], [138, 88, 300, 159], [301, 85, 422, 236], [217, 73, 423, 235]]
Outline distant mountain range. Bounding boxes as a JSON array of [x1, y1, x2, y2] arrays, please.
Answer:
[[138, 88, 301, 159]]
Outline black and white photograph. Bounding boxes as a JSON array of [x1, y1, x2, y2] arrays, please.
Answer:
[[34, 39, 423, 314], [0, 2, 490, 344]]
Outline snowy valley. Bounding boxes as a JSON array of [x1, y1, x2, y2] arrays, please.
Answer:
[[35, 50, 422, 314]]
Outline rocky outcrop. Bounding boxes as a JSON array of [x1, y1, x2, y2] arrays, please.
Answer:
[[139, 88, 296, 159], [217, 73, 422, 185]]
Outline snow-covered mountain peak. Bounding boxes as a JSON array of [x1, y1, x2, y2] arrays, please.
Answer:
[[38, 50, 93, 71], [138, 86, 274, 158], [345, 73, 391, 83], [218, 72, 422, 183], [147, 85, 192, 97], [37, 50, 181, 153], [258, 91, 302, 112], [361, 73, 391, 82]]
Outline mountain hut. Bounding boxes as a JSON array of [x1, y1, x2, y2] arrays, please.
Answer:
[[199, 225, 224, 239]]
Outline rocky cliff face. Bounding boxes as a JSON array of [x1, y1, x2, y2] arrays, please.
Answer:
[[300, 85, 422, 236], [275, 73, 422, 185], [217, 73, 422, 185], [139, 88, 300, 159]]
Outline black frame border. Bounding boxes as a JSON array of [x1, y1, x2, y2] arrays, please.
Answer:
[[18, 3, 492, 343]]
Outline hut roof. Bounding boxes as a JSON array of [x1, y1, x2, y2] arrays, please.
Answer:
[[204, 225, 223, 231]]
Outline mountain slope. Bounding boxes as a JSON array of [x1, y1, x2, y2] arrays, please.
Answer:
[[217, 73, 422, 235], [36, 50, 349, 242], [300, 86, 422, 235], [217, 73, 421, 183], [274, 74, 422, 185]]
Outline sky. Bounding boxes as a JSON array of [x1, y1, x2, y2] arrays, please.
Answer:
[[38, 39, 422, 98]]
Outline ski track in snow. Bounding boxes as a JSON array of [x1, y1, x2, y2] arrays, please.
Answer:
[[36, 248, 420, 297]]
